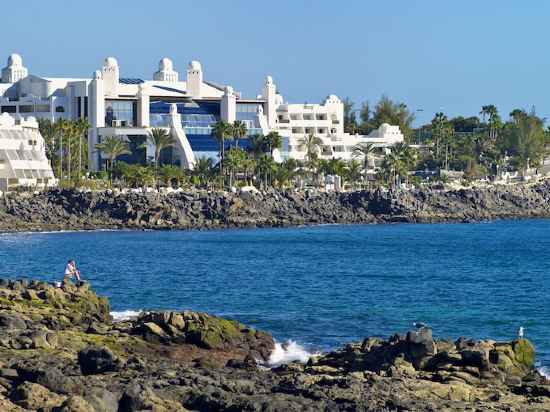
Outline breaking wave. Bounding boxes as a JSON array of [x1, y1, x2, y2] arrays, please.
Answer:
[[111, 310, 142, 322], [268, 340, 316, 366]]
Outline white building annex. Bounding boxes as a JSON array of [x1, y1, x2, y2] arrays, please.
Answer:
[[0, 113, 56, 191], [0, 53, 404, 172]]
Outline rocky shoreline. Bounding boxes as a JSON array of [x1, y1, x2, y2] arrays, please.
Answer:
[[2, 181, 550, 233], [0, 279, 549, 411]]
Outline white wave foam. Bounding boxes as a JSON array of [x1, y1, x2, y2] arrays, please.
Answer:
[[538, 366, 550, 379], [111, 310, 141, 322], [268, 340, 315, 366]]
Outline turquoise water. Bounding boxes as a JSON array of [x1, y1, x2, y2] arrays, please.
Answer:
[[0, 221, 549, 369]]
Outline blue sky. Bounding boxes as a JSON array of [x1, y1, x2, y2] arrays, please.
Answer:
[[2, 1, 549, 125]]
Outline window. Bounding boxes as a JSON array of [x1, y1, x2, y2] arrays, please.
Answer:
[[0, 106, 16, 113], [105, 100, 136, 127], [55, 106, 65, 113], [181, 113, 216, 128], [19, 105, 33, 113], [236, 103, 261, 113], [35, 104, 50, 113]]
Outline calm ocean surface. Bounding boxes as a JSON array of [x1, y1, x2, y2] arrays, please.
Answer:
[[0, 221, 549, 369]]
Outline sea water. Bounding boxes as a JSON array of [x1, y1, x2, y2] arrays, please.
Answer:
[[0, 220, 548, 371]]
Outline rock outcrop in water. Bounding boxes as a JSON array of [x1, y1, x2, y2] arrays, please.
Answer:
[[2, 181, 550, 232], [0, 279, 549, 411]]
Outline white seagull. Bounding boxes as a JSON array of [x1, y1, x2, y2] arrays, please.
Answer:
[[518, 326, 524, 339]]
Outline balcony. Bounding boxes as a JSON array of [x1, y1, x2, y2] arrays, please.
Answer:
[[110, 120, 134, 127]]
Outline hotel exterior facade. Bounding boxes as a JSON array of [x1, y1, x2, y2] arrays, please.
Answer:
[[0, 113, 55, 191], [0, 53, 404, 172]]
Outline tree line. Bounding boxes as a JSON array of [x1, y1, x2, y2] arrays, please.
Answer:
[[37, 98, 550, 191]]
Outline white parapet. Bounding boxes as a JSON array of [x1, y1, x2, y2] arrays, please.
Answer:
[[168, 104, 195, 170]]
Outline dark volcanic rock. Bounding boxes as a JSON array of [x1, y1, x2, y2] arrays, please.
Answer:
[[78, 346, 121, 375], [0, 279, 549, 411], [3, 182, 550, 233]]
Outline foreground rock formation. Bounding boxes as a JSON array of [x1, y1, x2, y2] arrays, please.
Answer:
[[2, 181, 550, 232], [0, 279, 548, 411]]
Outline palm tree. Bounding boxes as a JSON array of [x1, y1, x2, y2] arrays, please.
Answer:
[[380, 151, 404, 188], [480, 105, 500, 141], [370, 95, 415, 139], [509, 109, 527, 125], [393, 143, 418, 184], [232, 120, 247, 148], [146, 128, 175, 167], [431, 112, 448, 163], [257, 154, 276, 188], [159, 165, 186, 188], [299, 133, 323, 163], [75, 118, 90, 180], [211, 120, 233, 178], [95, 136, 131, 183], [37, 119, 58, 168], [223, 148, 246, 187], [328, 158, 347, 189], [247, 134, 266, 158], [345, 159, 362, 190], [59, 120, 73, 181], [142, 128, 176, 188], [265, 131, 283, 156], [122, 164, 155, 188], [194, 157, 214, 187], [352, 142, 377, 187]]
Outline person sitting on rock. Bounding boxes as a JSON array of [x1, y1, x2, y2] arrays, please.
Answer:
[[64, 260, 82, 284]]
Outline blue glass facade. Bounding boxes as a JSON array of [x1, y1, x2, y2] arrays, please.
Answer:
[[150, 100, 264, 156], [150, 100, 220, 153], [236, 102, 263, 136], [105, 100, 137, 127]]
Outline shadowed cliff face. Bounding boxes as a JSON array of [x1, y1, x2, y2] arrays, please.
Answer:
[[0, 279, 549, 411], [2, 182, 550, 233]]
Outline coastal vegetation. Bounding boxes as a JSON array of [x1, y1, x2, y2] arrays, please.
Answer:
[[37, 99, 550, 192], [37, 118, 90, 183]]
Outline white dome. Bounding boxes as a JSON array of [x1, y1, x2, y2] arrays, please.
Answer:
[[159, 57, 173, 71], [188, 60, 202, 71], [104, 56, 118, 67], [7, 53, 23, 67], [265, 75, 273, 84], [328, 94, 340, 101]]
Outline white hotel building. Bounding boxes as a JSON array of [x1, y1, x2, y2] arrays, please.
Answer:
[[0, 113, 55, 191], [0, 53, 403, 172]]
